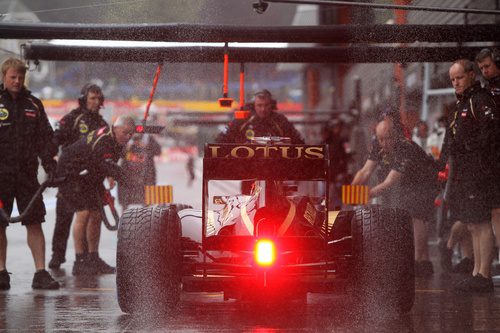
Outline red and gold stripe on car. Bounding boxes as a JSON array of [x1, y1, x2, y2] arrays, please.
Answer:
[[144, 185, 173, 205], [341, 185, 369, 205]]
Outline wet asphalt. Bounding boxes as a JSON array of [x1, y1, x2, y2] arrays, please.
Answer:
[[2, 160, 500, 332]]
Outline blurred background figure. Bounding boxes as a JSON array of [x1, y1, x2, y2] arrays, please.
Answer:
[[118, 133, 161, 210], [186, 152, 195, 187], [412, 120, 429, 153], [321, 119, 350, 210], [427, 115, 448, 161]]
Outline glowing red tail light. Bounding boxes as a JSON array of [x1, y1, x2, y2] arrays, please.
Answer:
[[255, 239, 276, 267]]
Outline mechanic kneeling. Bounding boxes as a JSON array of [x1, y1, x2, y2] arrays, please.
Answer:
[[56, 116, 135, 276]]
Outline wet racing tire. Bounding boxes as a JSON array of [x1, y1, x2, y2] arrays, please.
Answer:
[[116, 204, 182, 314], [173, 204, 192, 212], [351, 206, 415, 314]]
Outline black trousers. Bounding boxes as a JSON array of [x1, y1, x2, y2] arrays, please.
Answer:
[[50, 194, 74, 260], [0, 173, 46, 226]]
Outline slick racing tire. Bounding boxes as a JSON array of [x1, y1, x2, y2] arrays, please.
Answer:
[[351, 206, 415, 315], [116, 204, 182, 314]]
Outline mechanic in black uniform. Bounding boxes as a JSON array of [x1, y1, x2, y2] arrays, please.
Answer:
[[352, 117, 440, 277], [445, 59, 499, 292], [56, 116, 135, 275], [216, 89, 304, 144], [0, 57, 59, 289], [49, 83, 108, 270], [476, 48, 500, 274], [216, 89, 304, 194]]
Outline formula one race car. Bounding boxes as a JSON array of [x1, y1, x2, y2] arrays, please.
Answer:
[[116, 138, 415, 314]]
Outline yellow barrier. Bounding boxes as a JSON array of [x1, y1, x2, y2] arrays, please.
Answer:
[[144, 185, 173, 205], [341, 185, 369, 205]]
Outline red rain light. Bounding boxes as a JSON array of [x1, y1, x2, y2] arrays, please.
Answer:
[[135, 125, 144, 133], [255, 239, 276, 267], [234, 110, 250, 119], [218, 97, 233, 108]]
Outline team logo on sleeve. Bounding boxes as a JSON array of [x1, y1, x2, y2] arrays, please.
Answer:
[[87, 132, 94, 144], [245, 128, 255, 140], [0, 108, 8, 120], [79, 123, 89, 133]]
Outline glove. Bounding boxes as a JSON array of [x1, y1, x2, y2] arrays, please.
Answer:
[[66, 156, 85, 177], [43, 159, 57, 185]]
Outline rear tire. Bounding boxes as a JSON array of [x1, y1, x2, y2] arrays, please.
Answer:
[[116, 204, 182, 314], [173, 204, 192, 212], [351, 206, 415, 314]]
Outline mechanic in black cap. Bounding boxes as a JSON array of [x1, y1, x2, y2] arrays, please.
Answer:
[[215, 89, 304, 144], [351, 117, 440, 278], [0, 57, 59, 290], [446, 59, 499, 292], [48, 83, 109, 270], [56, 116, 135, 276], [475, 48, 500, 274]]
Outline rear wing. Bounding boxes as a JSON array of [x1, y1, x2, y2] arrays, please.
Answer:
[[203, 143, 329, 181]]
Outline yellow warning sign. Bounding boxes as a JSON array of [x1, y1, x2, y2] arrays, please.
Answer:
[[145, 185, 173, 205], [341, 185, 369, 205]]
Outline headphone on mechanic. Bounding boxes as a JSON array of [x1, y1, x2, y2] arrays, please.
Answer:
[[492, 48, 500, 68], [78, 83, 104, 108], [253, 89, 277, 111]]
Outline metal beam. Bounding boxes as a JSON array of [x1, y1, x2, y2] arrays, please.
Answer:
[[263, 0, 500, 15], [22, 43, 491, 63], [2, 23, 500, 43]]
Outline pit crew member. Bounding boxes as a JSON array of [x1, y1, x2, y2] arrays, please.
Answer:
[[118, 133, 161, 209], [447, 59, 499, 292], [351, 117, 440, 277], [475, 48, 500, 274], [56, 116, 135, 275], [49, 83, 109, 270], [215, 89, 304, 194], [0, 57, 59, 289], [215, 89, 304, 144]]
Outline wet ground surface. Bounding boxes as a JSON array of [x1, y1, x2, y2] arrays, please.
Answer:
[[2, 266, 500, 332], [2, 160, 500, 332]]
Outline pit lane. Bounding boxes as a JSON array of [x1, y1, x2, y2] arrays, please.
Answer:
[[2, 159, 500, 332]]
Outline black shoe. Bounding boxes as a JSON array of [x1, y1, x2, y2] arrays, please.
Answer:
[[415, 260, 434, 278], [93, 257, 116, 274], [0, 270, 10, 290], [72, 259, 97, 276], [48, 256, 66, 270], [454, 274, 494, 293], [32, 270, 60, 290], [452, 257, 474, 274]]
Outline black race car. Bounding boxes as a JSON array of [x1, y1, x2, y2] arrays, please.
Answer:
[[116, 139, 414, 314]]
